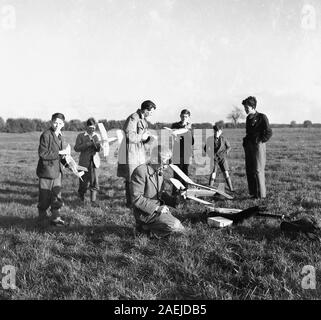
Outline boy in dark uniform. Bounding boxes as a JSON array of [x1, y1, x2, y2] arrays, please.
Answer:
[[171, 109, 194, 187], [36, 113, 69, 227], [74, 118, 101, 205], [242, 96, 272, 199], [204, 122, 233, 191]]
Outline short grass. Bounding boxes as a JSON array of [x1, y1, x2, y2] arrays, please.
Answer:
[[0, 128, 321, 299]]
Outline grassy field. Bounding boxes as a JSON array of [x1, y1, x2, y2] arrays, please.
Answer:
[[0, 128, 321, 300]]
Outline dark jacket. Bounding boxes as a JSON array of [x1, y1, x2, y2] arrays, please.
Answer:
[[244, 112, 272, 145], [74, 131, 101, 168], [36, 128, 64, 179], [131, 164, 177, 223], [171, 121, 194, 164]]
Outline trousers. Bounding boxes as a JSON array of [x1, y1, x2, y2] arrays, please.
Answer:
[[78, 160, 99, 195], [137, 210, 185, 238], [244, 141, 266, 198], [38, 174, 63, 218]]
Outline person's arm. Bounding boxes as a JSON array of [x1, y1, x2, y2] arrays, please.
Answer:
[[92, 134, 101, 152], [38, 132, 59, 160], [261, 114, 273, 143], [74, 134, 93, 152], [131, 167, 161, 215], [126, 115, 145, 144], [225, 138, 231, 155], [160, 191, 179, 208]]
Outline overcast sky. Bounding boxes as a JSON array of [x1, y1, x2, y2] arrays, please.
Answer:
[[0, 0, 320, 124]]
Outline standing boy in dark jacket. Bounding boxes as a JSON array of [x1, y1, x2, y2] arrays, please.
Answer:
[[204, 122, 233, 191], [171, 109, 194, 188], [36, 113, 69, 227], [242, 96, 272, 199], [74, 118, 101, 205]]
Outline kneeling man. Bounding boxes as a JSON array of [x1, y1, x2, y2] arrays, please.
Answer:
[[131, 147, 185, 238]]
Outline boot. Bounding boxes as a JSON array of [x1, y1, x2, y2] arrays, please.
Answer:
[[37, 209, 49, 228], [209, 172, 216, 187], [125, 181, 132, 208], [90, 190, 100, 207], [78, 192, 85, 202], [225, 177, 234, 192]]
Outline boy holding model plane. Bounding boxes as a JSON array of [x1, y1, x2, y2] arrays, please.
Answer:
[[74, 118, 102, 205], [204, 122, 234, 192]]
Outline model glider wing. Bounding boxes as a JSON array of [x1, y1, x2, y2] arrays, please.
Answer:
[[164, 127, 189, 136], [97, 123, 110, 157]]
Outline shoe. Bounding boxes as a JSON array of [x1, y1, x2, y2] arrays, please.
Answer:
[[135, 224, 150, 236], [78, 193, 85, 202], [126, 202, 132, 208], [90, 201, 100, 208], [37, 217, 50, 228], [51, 217, 66, 227]]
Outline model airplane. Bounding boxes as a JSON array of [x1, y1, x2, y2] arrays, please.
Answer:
[[61, 144, 88, 181], [169, 164, 234, 201], [97, 123, 118, 157], [206, 206, 287, 223], [170, 177, 227, 206]]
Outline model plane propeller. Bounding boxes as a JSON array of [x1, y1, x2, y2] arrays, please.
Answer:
[[170, 177, 227, 207]]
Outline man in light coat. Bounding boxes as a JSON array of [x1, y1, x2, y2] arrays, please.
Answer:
[[117, 100, 157, 207]]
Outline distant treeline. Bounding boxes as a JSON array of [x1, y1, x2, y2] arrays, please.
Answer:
[[0, 117, 319, 133]]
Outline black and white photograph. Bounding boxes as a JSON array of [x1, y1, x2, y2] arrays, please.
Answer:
[[0, 0, 321, 305]]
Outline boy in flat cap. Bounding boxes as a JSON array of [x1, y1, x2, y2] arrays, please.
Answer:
[[204, 122, 233, 192]]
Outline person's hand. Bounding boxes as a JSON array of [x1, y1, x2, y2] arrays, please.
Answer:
[[59, 144, 70, 155], [156, 205, 170, 215], [176, 190, 187, 205], [142, 131, 150, 141]]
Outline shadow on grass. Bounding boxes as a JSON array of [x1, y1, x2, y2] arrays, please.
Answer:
[[1, 180, 38, 188], [0, 188, 38, 197], [0, 216, 134, 239], [0, 196, 36, 206], [230, 223, 283, 242]]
